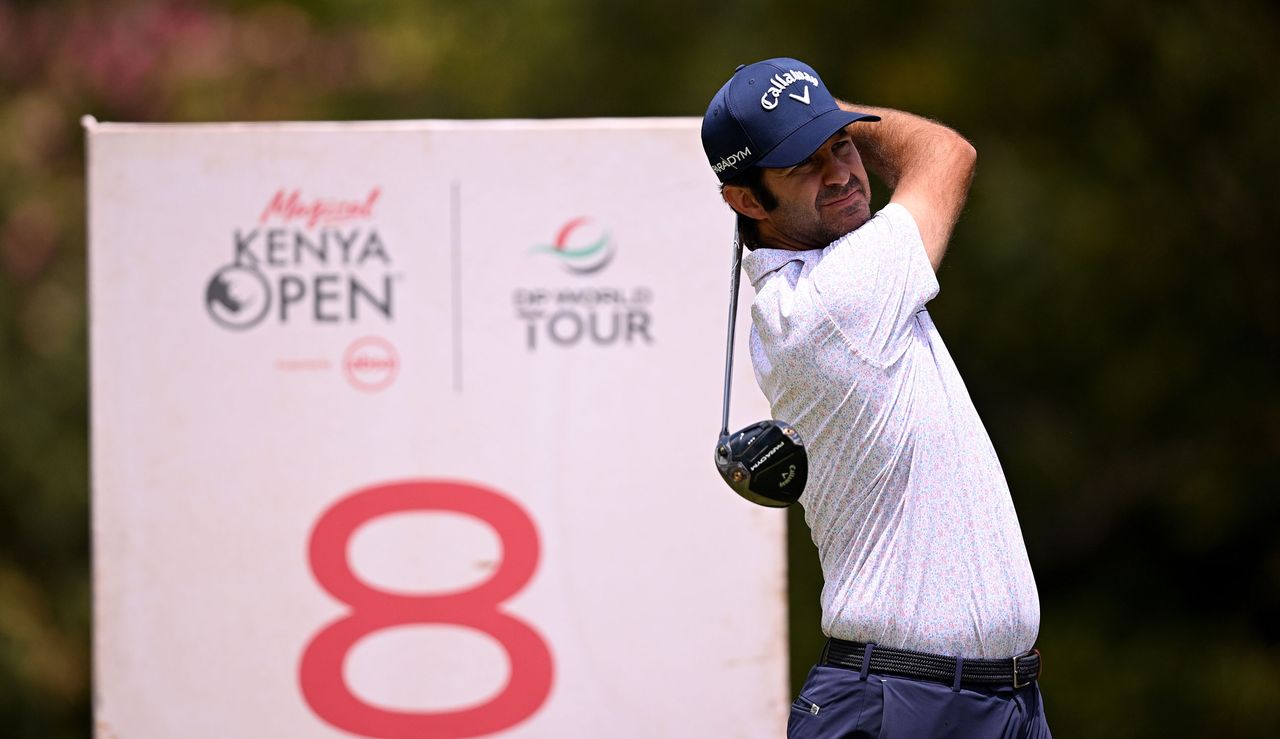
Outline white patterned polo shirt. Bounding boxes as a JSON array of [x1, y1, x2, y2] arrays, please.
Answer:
[[743, 203, 1040, 659]]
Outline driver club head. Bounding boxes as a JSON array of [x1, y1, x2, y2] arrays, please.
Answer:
[[715, 420, 808, 507]]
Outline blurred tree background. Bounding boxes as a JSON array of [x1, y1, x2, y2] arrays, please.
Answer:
[[0, 0, 1276, 736]]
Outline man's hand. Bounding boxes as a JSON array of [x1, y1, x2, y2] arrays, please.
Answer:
[[838, 102, 976, 271]]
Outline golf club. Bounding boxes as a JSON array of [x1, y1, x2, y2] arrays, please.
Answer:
[[714, 223, 808, 507]]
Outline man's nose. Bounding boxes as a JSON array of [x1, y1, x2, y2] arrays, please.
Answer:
[[820, 154, 849, 186]]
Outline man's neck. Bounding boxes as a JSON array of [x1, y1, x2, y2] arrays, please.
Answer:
[[756, 220, 820, 251]]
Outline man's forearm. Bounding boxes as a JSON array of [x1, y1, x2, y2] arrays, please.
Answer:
[[838, 101, 977, 269], [837, 101, 974, 190]]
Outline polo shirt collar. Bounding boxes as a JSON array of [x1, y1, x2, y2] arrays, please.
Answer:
[[742, 247, 812, 287]]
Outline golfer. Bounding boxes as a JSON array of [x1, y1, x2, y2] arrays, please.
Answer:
[[702, 58, 1050, 737]]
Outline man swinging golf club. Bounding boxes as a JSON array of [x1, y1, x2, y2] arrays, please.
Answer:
[[702, 58, 1051, 737]]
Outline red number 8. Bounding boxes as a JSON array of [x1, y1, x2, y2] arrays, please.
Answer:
[[299, 480, 554, 738]]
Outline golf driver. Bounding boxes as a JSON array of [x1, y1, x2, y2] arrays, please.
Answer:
[[714, 224, 808, 507]]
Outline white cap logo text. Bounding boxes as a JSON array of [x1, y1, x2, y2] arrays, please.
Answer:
[[760, 70, 820, 110], [712, 146, 752, 174]]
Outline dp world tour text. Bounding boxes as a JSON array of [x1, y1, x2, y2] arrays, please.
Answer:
[[514, 287, 653, 350]]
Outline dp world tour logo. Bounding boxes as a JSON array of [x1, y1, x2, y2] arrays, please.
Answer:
[[530, 217, 616, 275], [514, 215, 653, 351]]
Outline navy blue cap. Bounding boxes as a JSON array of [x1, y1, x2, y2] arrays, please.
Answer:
[[702, 58, 879, 183]]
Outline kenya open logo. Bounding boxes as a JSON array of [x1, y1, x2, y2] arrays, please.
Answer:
[[204, 188, 398, 331], [530, 217, 616, 275], [207, 263, 272, 330]]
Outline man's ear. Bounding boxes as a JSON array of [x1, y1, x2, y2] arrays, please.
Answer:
[[722, 185, 769, 221]]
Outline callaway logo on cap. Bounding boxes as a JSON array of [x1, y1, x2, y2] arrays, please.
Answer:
[[701, 58, 879, 183]]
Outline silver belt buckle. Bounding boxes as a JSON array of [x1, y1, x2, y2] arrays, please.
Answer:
[[1012, 648, 1039, 689]]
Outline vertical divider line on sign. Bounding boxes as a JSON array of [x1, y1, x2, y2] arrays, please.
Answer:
[[451, 179, 463, 393]]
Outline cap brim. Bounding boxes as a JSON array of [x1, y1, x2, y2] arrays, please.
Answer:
[[755, 109, 880, 169]]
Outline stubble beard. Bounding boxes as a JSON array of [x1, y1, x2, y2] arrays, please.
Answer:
[[774, 176, 871, 248]]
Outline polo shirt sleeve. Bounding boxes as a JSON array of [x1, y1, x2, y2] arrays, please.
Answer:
[[810, 203, 939, 362]]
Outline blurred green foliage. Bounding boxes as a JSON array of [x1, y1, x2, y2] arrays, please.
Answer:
[[1, 0, 1276, 736]]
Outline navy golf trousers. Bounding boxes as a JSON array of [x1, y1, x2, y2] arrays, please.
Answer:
[[788, 664, 1052, 738]]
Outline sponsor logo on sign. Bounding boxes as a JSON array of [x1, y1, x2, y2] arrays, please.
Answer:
[[760, 70, 820, 110], [514, 218, 655, 351], [342, 336, 399, 392], [530, 217, 616, 275], [203, 187, 400, 331]]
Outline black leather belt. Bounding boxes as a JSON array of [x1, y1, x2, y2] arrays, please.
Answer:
[[821, 638, 1042, 689]]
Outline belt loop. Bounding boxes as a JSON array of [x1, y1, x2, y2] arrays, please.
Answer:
[[951, 656, 964, 692], [859, 643, 875, 681]]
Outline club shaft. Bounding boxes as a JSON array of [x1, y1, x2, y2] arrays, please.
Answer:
[[720, 224, 743, 438]]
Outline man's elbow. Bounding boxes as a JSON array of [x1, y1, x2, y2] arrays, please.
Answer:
[[951, 136, 977, 181]]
